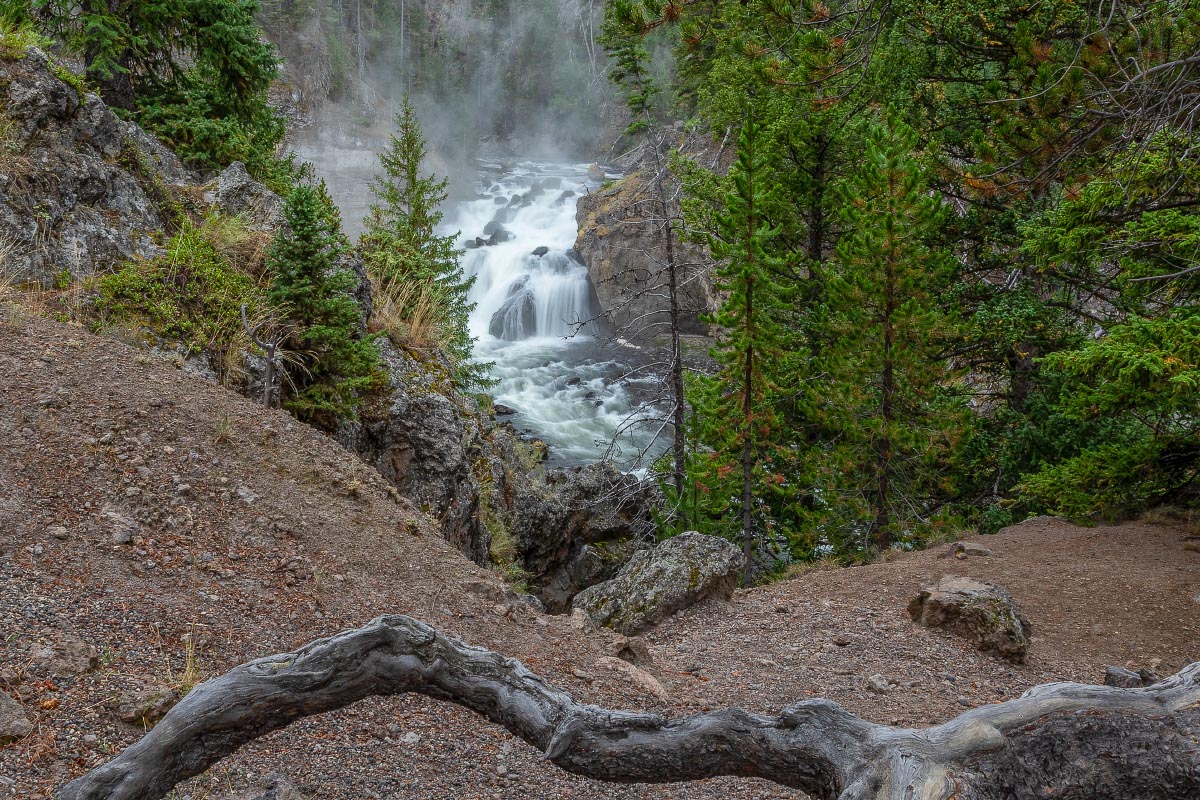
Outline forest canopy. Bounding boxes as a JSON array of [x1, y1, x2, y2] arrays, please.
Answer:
[[602, 0, 1200, 562]]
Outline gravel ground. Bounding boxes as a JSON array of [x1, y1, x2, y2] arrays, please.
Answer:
[[2, 314, 1199, 800]]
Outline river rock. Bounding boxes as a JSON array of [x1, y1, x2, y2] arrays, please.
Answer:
[[573, 532, 745, 634], [0, 693, 33, 741], [587, 163, 606, 181], [908, 575, 1032, 663], [489, 277, 536, 339], [489, 229, 516, 244], [532, 246, 550, 257]]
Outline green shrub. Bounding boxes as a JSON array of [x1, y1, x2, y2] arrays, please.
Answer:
[[95, 216, 269, 379], [268, 183, 384, 427], [0, 17, 48, 59]]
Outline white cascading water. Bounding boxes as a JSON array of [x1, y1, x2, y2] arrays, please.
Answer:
[[442, 160, 663, 467]]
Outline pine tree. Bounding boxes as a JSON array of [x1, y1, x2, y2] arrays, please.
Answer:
[[688, 116, 794, 582], [821, 109, 963, 554], [268, 183, 382, 428], [29, 0, 285, 176], [360, 97, 488, 389]]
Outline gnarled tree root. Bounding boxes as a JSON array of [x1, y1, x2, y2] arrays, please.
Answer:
[[56, 614, 1200, 800]]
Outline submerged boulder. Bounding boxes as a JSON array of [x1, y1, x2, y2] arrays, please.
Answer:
[[572, 532, 744, 634], [908, 575, 1032, 663], [488, 276, 536, 340]]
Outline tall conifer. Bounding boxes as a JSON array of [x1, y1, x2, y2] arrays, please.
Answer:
[[268, 183, 382, 427], [689, 116, 794, 581], [823, 110, 963, 553], [360, 97, 487, 388]]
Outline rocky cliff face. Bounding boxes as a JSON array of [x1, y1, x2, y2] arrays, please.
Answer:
[[340, 340, 491, 564], [0, 48, 185, 287], [573, 130, 730, 342], [572, 173, 715, 340]]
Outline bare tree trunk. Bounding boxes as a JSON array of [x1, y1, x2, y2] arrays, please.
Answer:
[[741, 136, 757, 584], [55, 615, 1200, 800], [649, 132, 687, 506]]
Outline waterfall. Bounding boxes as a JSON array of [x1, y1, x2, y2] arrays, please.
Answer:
[[439, 160, 668, 468], [455, 165, 599, 341]]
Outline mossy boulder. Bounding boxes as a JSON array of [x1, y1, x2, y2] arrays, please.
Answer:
[[908, 575, 1033, 663], [572, 532, 744, 634]]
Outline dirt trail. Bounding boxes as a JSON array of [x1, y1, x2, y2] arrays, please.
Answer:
[[2, 315, 1198, 799]]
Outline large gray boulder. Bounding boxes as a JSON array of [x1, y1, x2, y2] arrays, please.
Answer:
[[215, 161, 283, 229], [0, 48, 178, 286], [572, 532, 744, 634], [908, 575, 1033, 663], [488, 277, 536, 339]]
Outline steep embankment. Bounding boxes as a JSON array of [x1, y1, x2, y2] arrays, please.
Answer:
[[4, 317, 1199, 800]]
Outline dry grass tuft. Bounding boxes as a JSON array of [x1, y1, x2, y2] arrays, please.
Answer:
[[370, 273, 448, 350], [199, 214, 271, 281]]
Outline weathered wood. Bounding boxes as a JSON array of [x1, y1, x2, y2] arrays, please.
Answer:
[[56, 615, 1200, 800]]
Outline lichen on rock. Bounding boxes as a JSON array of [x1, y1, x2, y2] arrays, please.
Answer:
[[572, 531, 744, 634]]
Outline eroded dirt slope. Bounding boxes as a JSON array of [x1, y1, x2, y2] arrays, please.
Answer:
[[2, 315, 1198, 800]]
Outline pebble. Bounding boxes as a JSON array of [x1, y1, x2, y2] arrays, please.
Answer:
[[47, 525, 69, 539], [866, 674, 893, 695]]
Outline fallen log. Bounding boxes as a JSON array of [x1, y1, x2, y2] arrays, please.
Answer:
[[56, 614, 1200, 800]]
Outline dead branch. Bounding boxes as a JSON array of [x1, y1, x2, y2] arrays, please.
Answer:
[[57, 615, 1200, 800]]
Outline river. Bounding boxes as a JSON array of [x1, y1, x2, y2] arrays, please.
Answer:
[[444, 160, 664, 468]]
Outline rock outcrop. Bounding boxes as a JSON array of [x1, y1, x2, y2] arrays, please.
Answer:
[[482, 443, 659, 612], [0, 48, 183, 286], [340, 339, 489, 564], [573, 531, 744, 634], [573, 173, 714, 340], [908, 575, 1033, 663], [214, 161, 283, 229]]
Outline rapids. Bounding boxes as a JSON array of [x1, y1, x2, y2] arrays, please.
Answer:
[[445, 161, 664, 468]]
